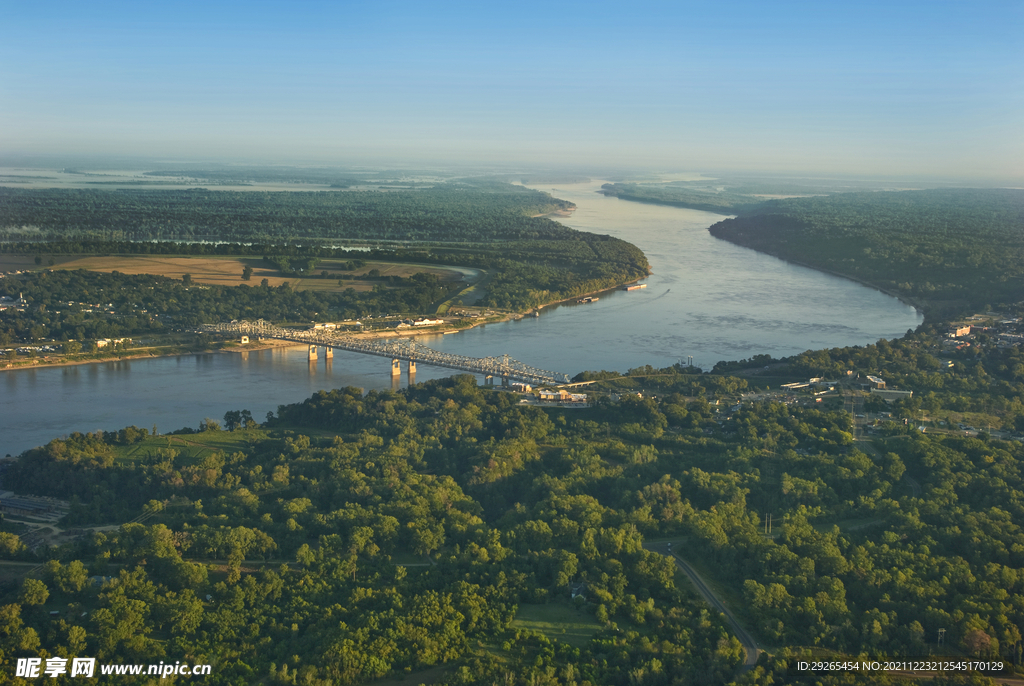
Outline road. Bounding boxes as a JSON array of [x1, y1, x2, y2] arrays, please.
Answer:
[[905, 474, 922, 498], [660, 545, 762, 672]]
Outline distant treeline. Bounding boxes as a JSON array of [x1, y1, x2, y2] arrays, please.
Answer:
[[142, 166, 442, 186], [599, 183, 764, 214], [707, 188, 1024, 317], [0, 183, 574, 243]]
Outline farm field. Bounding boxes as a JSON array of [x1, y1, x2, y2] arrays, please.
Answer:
[[111, 429, 269, 465], [0, 254, 470, 293]]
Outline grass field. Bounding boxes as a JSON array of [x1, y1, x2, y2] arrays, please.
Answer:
[[112, 429, 269, 465], [1, 254, 468, 294], [512, 601, 601, 648]]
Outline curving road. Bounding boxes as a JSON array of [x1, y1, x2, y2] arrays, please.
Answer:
[[660, 545, 762, 672]]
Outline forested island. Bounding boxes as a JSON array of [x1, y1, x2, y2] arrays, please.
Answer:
[[0, 181, 650, 353]]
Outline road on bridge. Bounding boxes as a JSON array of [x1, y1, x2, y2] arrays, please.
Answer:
[[200, 320, 571, 385]]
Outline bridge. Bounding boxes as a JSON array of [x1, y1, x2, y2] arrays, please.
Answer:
[[197, 320, 571, 386]]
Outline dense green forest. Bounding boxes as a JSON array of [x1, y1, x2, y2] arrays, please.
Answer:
[[3, 324, 1024, 683], [707, 189, 1024, 317]]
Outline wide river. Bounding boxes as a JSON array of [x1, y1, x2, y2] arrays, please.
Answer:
[[1, 181, 921, 456]]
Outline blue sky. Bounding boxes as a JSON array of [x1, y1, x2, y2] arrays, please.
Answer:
[[2, 0, 1021, 178]]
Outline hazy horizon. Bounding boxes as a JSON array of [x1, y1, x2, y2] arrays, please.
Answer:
[[3, 1, 1022, 182]]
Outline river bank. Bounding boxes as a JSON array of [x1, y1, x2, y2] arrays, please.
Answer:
[[600, 193, 927, 323], [0, 338, 299, 373], [1, 264, 649, 373]]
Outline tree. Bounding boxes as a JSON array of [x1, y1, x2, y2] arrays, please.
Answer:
[[224, 410, 242, 431], [45, 559, 89, 594], [19, 578, 49, 606], [242, 265, 253, 281], [963, 629, 993, 656], [410, 522, 445, 557], [182, 273, 192, 286], [200, 418, 221, 432]]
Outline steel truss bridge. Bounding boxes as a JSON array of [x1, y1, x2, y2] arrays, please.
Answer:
[[198, 320, 571, 386]]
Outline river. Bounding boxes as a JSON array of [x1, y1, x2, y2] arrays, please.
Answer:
[[0, 180, 921, 456]]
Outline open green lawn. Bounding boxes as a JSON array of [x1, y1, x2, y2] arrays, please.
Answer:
[[113, 429, 269, 465], [512, 601, 601, 648]]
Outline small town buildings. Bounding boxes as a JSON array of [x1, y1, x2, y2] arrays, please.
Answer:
[[870, 388, 914, 402], [94, 338, 130, 349], [400, 317, 445, 327], [538, 389, 588, 403]]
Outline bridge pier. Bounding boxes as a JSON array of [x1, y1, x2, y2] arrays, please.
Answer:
[[484, 375, 494, 385], [240, 335, 249, 344], [308, 345, 318, 361], [408, 360, 416, 374], [324, 346, 333, 359], [391, 358, 401, 376], [501, 377, 509, 386]]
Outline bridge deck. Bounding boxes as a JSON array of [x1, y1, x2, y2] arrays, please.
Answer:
[[200, 320, 570, 385]]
